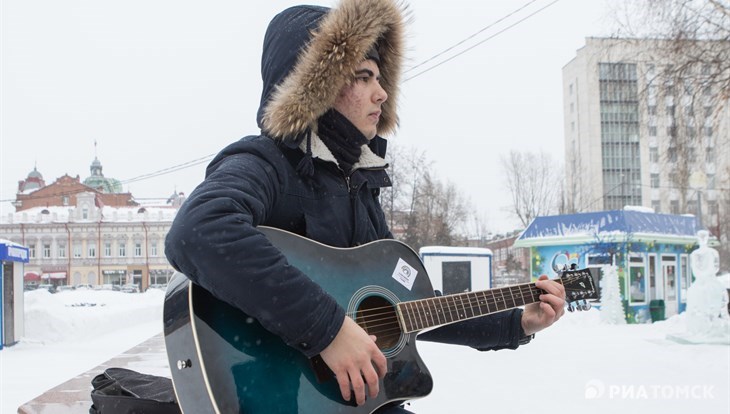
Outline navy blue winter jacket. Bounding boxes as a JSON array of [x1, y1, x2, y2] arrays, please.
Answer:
[[164, 1, 523, 359]]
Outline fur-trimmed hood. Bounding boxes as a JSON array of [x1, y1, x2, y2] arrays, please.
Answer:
[[257, 0, 406, 140]]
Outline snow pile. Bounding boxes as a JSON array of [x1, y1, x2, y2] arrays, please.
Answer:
[[23, 289, 165, 343]]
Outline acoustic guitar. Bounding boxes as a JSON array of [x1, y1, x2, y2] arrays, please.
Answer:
[[163, 226, 597, 413]]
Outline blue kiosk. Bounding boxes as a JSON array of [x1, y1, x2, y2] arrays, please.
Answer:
[[1, 240, 29, 349], [514, 209, 700, 323]]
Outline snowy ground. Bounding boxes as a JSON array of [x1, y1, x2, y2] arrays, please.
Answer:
[[1, 289, 728, 414]]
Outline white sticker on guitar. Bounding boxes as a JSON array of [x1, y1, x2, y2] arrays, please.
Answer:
[[392, 258, 418, 291]]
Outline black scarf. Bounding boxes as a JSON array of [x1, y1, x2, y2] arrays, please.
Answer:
[[316, 109, 369, 174]]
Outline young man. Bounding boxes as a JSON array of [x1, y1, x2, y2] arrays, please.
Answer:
[[165, 0, 566, 412]]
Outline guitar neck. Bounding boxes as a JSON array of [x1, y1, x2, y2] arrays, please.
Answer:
[[396, 280, 559, 333]]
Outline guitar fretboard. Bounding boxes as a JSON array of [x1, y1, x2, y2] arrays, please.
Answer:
[[396, 281, 557, 333]]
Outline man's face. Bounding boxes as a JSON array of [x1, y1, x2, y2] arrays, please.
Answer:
[[332, 59, 388, 140]]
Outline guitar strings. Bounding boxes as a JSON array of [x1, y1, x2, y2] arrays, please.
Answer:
[[345, 274, 583, 321], [349, 283, 543, 326], [347, 274, 589, 336], [349, 285, 543, 336]]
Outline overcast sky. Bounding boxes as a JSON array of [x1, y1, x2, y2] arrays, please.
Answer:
[[1, 0, 613, 233]]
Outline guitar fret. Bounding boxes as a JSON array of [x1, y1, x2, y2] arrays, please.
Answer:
[[404, 303, 415, 332], [464, 293, 475, 318], [445, 296, 456, 323], [424, 300, 434, 327], [507, 286, 517, 308], [482, 291, 491, 314], [416, 301, 425, 328], [409, 301, 420, 331], [438, 297, 449, 324], [498, 289, 506, 311], [517, 284, 526, 305], [431, 298, 443, 326]]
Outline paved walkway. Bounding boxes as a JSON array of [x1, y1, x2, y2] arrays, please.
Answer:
[[17, 334, 169, 414]]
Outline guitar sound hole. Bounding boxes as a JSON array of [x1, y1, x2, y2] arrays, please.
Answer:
[[355, 296, 400, 350]]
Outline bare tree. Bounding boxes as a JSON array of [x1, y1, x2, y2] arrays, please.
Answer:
[[382, 143, 472, 251], [501, 150, 562, 227], [611, 0, 730, 270]]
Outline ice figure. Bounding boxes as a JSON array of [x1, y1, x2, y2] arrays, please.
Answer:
[[599, 265, 626, 324], [669, 230, 730, 344]]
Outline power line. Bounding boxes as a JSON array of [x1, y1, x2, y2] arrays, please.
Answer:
[[120, 153, 216, 185], [404, 0, 562, 82], [404, 0, 541, 75]]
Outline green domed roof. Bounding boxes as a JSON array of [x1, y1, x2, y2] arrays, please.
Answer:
[[83, 157, 123, 193]]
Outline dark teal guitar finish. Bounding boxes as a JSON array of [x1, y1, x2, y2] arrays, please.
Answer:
[[164, 226, 435, 414], [163, 226, 598, 413]]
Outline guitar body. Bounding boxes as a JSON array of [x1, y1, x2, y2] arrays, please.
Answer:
[[164, 227, 435, 414]]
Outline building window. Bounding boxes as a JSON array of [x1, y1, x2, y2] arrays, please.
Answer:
[[62, 196, 69, 206], [150, 242, 158, 257], [686, 126, 696, 139], [29, 243, 36, 258], [650, 174, 660, 188], [707, 174, 715, 190], [666, 105, 675, 116], [569, 83, 573, 95], [667, 126, 677, 138], [88, 245, 96, 258], [706, 147, 715, 163], [670, 200, 679, 214], [43, 243, 51, 258], [668, 147, 677, 163], [651, 200, 661, 213], [648, 105, 657, 115], [704, 126, 712, 137], [58, 244, 66, 258], [648, 126, 657, 136], [119, 243, 126, 257], [570, 102, 574, 113], [649, 147, 659, 163], [134, 242, 142, 257], [73, 243, 82, 258], [82, 208, 89, 220], [104, 242, 112, 257]]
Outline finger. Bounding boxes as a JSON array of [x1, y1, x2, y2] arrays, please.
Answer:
[[334, 369, 353, 403], [540, 301, 557, 320], [362, 365, 380, 399], [349, 369, 366, 405], [536, 280, 565, 298], [373, 350, 388, 379], [540, 292, 565, 311]]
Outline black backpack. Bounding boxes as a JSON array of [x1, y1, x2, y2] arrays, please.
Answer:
[[89, 368, 182, 414]]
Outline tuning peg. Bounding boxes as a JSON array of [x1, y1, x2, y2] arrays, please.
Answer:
[[570, 263, 577, 270], [566, 302, 575, 312], [580, 301, 592, 311]]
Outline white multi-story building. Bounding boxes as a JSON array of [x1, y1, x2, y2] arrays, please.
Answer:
[[1, 160, 183, 290], [0, 192, 180, 290], [562, 37, 729, 236]]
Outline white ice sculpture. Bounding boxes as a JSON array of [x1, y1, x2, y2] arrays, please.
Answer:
[[669, 230, 729, 344]]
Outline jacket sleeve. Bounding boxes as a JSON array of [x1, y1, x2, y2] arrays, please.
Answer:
[[164, 151, 345, 358], [416, 309, 524, 351]]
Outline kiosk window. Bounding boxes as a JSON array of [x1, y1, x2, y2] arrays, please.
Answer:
[[443, 261, 471, 295]]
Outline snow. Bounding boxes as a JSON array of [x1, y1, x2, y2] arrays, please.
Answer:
[[2, 289, 729, 414]]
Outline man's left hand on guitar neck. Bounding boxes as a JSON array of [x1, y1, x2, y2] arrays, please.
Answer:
[[521, 275, 567, 336]]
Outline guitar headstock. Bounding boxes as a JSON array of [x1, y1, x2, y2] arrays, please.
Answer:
[[558, 265, 598, 312]]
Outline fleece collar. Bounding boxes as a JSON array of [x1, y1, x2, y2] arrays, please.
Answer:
[[299, 134, 388, 171]]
